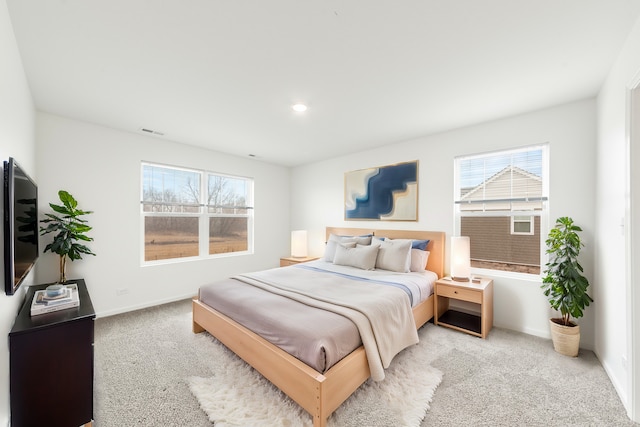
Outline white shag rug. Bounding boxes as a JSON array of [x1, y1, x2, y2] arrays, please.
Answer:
[[188, 329, 442, 427]]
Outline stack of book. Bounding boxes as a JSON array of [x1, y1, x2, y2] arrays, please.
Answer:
[[30, 283, 80, 316]]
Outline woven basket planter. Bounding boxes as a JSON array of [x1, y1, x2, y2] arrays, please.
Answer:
[[549, 318, 580, 357]]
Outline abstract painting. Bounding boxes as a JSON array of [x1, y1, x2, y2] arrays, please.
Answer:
[[344, 161, 418, 221]]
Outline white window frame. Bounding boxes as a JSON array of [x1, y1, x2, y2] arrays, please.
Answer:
[[511, 215, 534, 235], [454, 144, 549, 278], [140, 162, 254, 265]]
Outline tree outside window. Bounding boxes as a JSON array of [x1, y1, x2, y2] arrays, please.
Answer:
[[141, 163, 253, 263]]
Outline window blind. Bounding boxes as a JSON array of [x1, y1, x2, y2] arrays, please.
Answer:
[[455, 145, 547, 212]]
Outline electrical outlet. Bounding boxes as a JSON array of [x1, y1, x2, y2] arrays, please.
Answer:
[[116, 288, 129, 296]]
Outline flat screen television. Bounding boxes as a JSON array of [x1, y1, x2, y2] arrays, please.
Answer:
[[4, 157, 38, 295]]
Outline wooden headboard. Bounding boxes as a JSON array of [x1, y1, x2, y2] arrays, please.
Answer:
[[325, 227, 446, 279]]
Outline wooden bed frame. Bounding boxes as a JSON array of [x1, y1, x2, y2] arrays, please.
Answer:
[[192, 227, 445, 427]]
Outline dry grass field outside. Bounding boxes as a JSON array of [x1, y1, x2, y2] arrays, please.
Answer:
[[145, 232, 247, 261]]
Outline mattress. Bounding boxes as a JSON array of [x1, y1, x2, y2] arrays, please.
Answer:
[[198, 260, 437, 373]]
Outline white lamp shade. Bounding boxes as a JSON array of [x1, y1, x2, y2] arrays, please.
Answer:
[[451, 236, 471, 281], [291, 230, 308, 258]]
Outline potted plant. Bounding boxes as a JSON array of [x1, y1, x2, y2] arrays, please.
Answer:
[[40, 190, 95, 283], [541, 216, 593, 357]]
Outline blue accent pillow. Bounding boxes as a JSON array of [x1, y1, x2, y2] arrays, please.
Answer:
[[411, 239, 430, 251]]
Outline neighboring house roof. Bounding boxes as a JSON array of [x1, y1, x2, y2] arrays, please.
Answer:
[[459, 165, 543, 211]]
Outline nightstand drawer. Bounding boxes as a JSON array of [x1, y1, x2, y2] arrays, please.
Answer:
[[437, 284, 482, 304]]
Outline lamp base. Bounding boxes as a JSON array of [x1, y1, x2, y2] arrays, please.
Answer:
[[451, 276, 470, 282]]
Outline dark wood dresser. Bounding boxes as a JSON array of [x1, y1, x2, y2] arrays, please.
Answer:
[[9, 278, 95, 427]]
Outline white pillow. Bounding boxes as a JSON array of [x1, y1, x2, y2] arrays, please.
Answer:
[[324, 241, 356, 261], [410, 249, 430, 272], [324, 234, 372, 261], [375, 238, 412, 272], [371, 236, 384, 246], [333, 244, 379, 270]]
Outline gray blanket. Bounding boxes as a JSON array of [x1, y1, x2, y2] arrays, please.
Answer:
[[237, 266, 419, 380]]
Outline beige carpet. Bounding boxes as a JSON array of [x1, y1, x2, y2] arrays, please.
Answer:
[[188, 327, 442, 427], [94, 298, 634, 426]]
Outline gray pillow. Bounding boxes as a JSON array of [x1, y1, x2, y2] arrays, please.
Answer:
[[333, 244, 379, 270], [324, 233, 373, 261], [375, 238, 412, 272]]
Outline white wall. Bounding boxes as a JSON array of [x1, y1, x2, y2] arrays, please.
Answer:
[[596, 14, 640, 419], [35, 113, 291, 317], [291, 98, 597, 346], [0, 1, 36, 423]]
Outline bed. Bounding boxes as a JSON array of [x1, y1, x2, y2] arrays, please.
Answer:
[[192, 227, 445, 427]]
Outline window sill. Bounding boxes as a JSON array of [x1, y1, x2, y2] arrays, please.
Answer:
[[471, 267, 542, 282]]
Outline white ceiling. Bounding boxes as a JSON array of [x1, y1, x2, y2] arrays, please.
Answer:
[[7, 1, 640, 167]]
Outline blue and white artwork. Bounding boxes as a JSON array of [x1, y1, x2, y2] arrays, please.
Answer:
[[345, 161, 418, 221]]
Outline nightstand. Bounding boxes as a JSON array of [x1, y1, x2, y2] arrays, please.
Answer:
[[434, 277, 493, 338], [280, 256, 319, 267]]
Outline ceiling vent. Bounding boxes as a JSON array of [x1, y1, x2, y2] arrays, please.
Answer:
[[139, 128, 165, 136]]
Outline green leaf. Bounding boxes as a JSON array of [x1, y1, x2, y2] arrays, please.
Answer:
[[542, 216, 592, 324], [58, 190, 78, 210], [40, 191, 95, 263]]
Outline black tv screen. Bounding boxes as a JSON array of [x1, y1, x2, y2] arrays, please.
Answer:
[[4, 157, 38, 295]]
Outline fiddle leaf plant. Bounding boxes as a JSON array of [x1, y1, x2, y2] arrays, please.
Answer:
[[40, 190, 95, 283], [541, 217, 593, 326]]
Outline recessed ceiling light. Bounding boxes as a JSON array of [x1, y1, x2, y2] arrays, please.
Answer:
[[292, 103, 308, 113]]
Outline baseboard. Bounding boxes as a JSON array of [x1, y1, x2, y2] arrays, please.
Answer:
[[492, 321, 551, 341], [599, 351, 630, 418], [95, 291, 196, 318]]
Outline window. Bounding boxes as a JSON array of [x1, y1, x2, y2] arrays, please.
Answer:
[[141, 162, 253, 263], [511, 216, 534, 235], [454, 144, 548, 274]]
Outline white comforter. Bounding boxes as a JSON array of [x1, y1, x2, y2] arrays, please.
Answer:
[[301, 259, 437, 307]]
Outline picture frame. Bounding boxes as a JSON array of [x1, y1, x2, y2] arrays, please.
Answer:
[[344, 160, 418, 221]]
